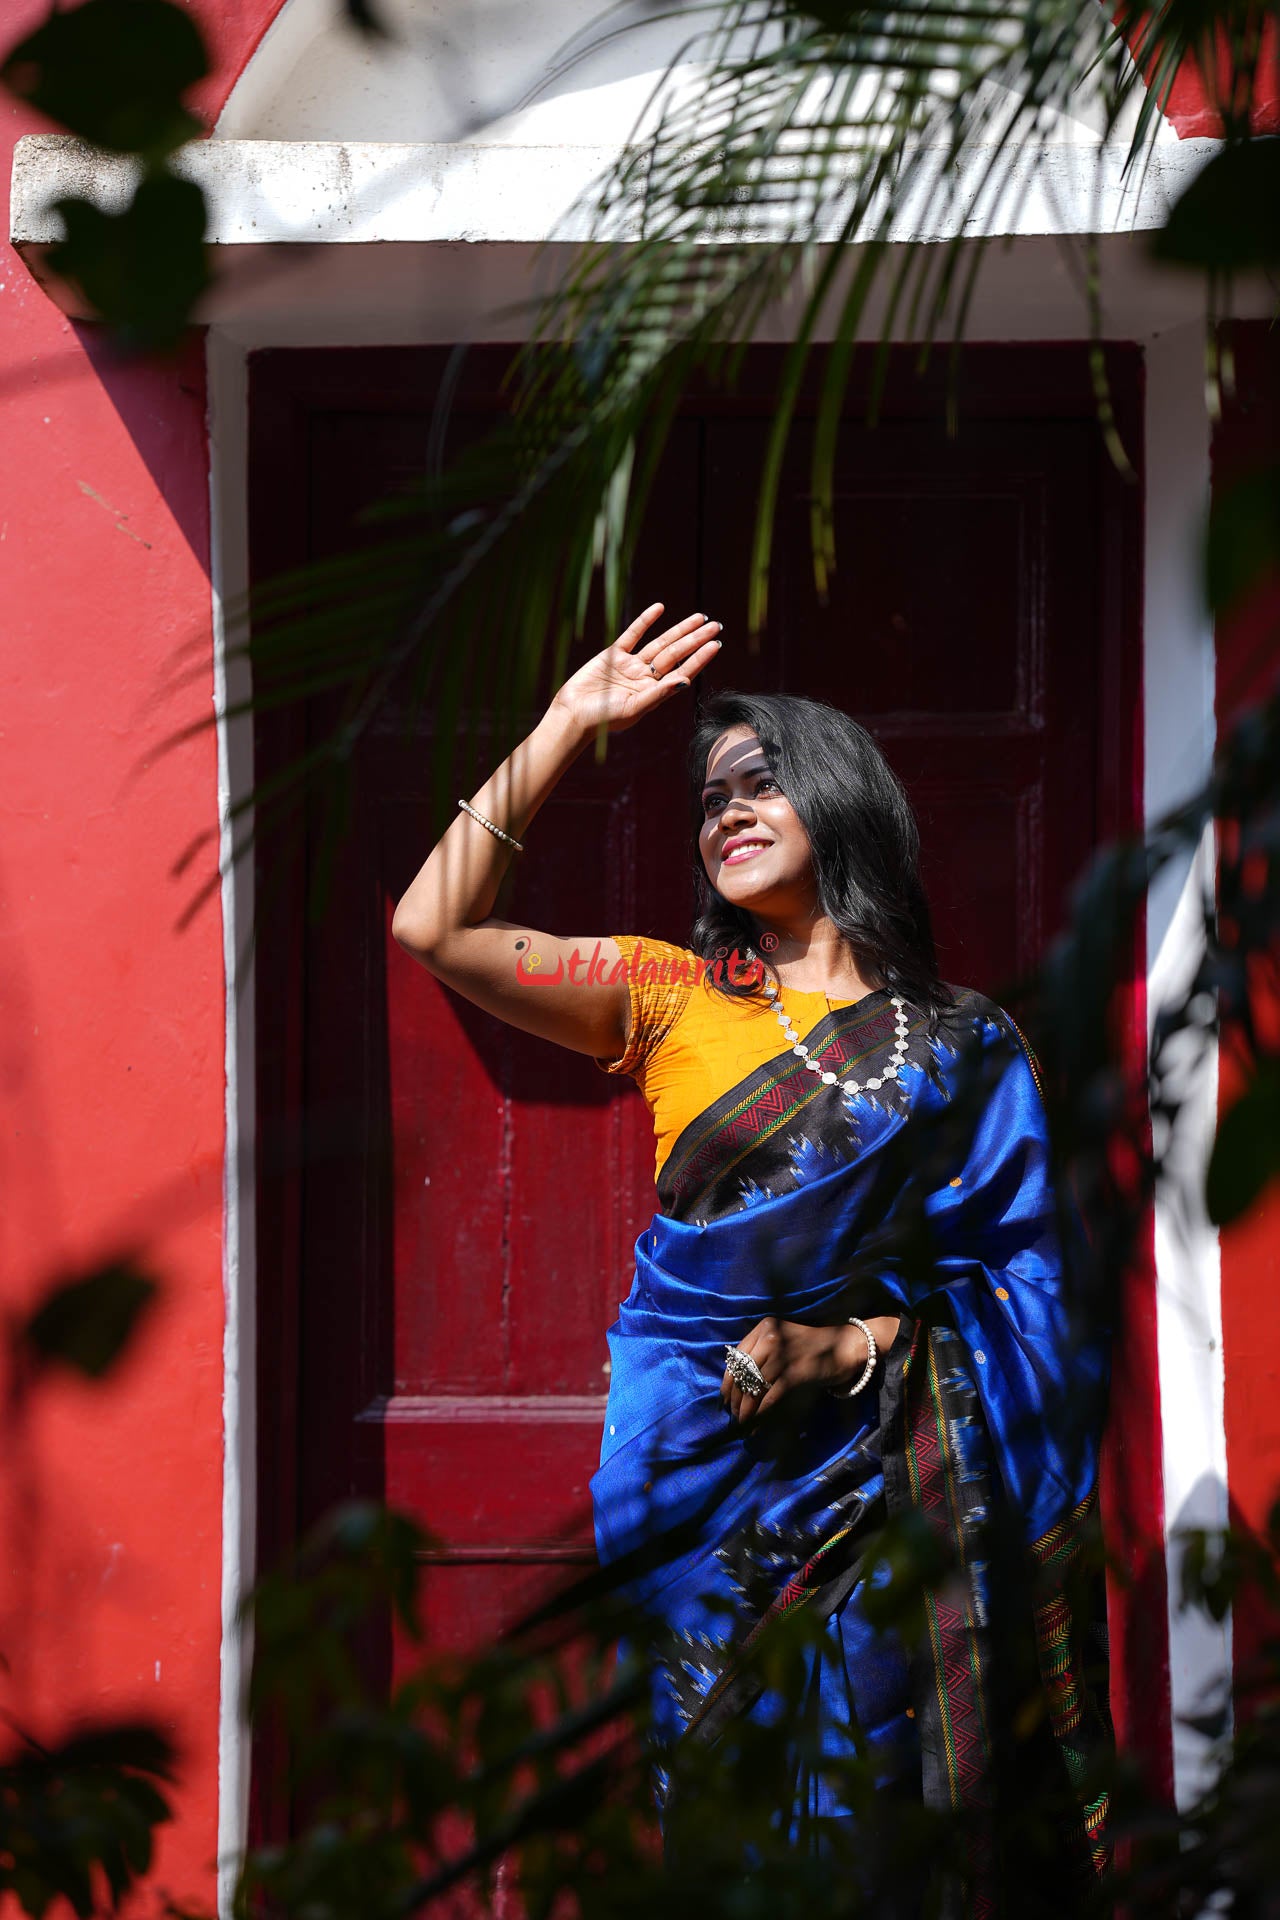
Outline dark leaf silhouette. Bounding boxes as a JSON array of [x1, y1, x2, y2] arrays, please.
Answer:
[[1151, 137, 1280, 273], [1206, 1064, 1280, 1224], [20, 1262, 158, 1381], [47, 173, 209, 355], [0, 1720, 175, 1919], [341, 0, 389, 38], [1, 0, 207, 158], [1207, 465, 1280, 616]]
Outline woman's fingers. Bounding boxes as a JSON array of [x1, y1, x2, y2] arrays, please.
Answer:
[[636, 610, 711, 662], [652, 632, 722, 698], [724, 1321, 836, 1423], [644, 619, 722, 678], [609, 608, 725, 711], [613, 603, 667, 652], [724, 1320, 780, 1423], [743, 1379, 787, 1424]]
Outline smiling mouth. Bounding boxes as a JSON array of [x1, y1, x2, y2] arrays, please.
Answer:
[[722, 841, 772, 865]]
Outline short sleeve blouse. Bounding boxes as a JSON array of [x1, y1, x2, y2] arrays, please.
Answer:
[[594, 933, 862, 1183]]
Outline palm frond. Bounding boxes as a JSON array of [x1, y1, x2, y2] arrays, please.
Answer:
[[214, 0, 1269, 907]]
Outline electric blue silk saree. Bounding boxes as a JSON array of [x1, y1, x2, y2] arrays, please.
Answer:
[[590, 984, 1112, 1913]]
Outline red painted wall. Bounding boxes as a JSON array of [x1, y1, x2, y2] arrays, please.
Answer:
[[1211, 321, 1280, 1718], [1122, 11, 1280, 137], [1157, 28, 1280, 137], [0, 1, 282, 1911]]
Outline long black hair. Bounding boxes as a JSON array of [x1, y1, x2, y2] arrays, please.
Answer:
[[688, 689, 955, 1030]]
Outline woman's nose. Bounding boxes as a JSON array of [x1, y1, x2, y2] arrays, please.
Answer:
[[719, 800, 755, 832]]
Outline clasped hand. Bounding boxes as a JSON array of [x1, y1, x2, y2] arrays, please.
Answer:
[[720, 1314, 902, 1425]]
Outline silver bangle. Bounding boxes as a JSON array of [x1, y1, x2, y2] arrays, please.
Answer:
[[827, 1316, 877, 1398], [457, 797, 525, 854]]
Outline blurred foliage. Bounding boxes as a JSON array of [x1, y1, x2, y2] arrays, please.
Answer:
[[1152, 137, 1280, 273], [233, 1495, 976, 1920], [0, 1722, 176, 1919], [1, 1260, 172, 1913], [2, 0, 205, 157], [1206, 463, 1280, 616], [1, 0, 210, 353], [45, 173, 209, 357], [5, 0, 1280, 827], [170, 0, 1280, 892]]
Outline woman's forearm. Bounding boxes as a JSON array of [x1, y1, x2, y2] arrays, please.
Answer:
[[391, 702, 590, 955]]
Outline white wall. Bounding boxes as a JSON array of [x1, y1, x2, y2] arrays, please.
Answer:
[[217, 0, 719, 145], [217, 0, 1151, 148]]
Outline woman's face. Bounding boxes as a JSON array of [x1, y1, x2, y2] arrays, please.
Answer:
[[698, 724, 816, 923]]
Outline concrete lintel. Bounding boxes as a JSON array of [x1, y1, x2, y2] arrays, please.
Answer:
[[9, 131, 1265, 344], [13, 129, 1224, 247]]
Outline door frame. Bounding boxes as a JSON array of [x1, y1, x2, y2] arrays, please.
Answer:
[[230, 338, 1153, 1850]]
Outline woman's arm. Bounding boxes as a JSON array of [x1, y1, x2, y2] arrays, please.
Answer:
[[391, 603, 722, 1060]]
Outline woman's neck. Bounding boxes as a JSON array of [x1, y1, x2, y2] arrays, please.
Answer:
[[750, 919, 882, 999]]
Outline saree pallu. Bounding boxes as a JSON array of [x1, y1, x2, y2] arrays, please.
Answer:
[[590, 986, 1113, 1916]]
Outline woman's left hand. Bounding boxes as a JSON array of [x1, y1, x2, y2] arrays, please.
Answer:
[[720, 1315, 902, 1424]]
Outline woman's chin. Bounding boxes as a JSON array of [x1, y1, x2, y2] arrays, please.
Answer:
[[715, 873, 782, 915]]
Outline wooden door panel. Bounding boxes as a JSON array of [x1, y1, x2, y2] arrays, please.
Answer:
[[412, 1565, 586, 1672], [373, 1401, 601, 1545], [260, 376, 702, 1671], [912, 776, 1045, 986], [383, 787, 636, 1402], [705, 421, 1049, 720]]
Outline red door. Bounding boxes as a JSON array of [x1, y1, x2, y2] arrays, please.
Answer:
[[250, 342, 1140, 1700]]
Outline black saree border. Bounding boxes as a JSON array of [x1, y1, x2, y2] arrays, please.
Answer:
[[655, 990, 919, 1222], [883, 1321, 999, 1917], [654, 985, 1008, 1225], [883, 1322, 1113, 1915]]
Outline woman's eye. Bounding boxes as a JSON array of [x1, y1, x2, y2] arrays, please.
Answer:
[[703, 777, 779, 817]]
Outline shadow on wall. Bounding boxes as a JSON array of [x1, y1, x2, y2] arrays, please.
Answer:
[[74, 323, 211, 569], [215, 0, 747, 144]]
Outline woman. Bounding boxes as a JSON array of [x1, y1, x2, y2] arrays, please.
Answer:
[[392, 603, 1112, 1913]]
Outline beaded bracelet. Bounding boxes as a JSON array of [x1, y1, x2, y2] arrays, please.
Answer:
[[827, 1315, 878, 1398], [458, 797, 525, 853]]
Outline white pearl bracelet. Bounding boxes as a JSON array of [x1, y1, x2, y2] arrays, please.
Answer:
[[457, 797, 525, 853], [828, 1316, 877, 1398]]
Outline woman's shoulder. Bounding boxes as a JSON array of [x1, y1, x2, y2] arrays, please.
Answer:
[[936, 982, 1013, 1029], [609, 933, 703, 986], [593, 933, 703, 1079], [934, 983, 1043, 1082]]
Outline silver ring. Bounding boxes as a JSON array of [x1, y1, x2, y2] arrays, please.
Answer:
[[649, 661, 661, 677], [724, 1344, 767, 1397]]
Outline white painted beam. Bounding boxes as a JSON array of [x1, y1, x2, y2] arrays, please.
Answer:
[[1145, 320, 1230, 1810], [10, 129, 1225, 251], [10, 133, 1275, 346]]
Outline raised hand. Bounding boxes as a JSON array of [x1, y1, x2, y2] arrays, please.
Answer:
[[550, 604, 722, 738]]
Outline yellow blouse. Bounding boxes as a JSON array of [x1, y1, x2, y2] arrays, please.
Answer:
[[594, 933, 868, 1183]]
